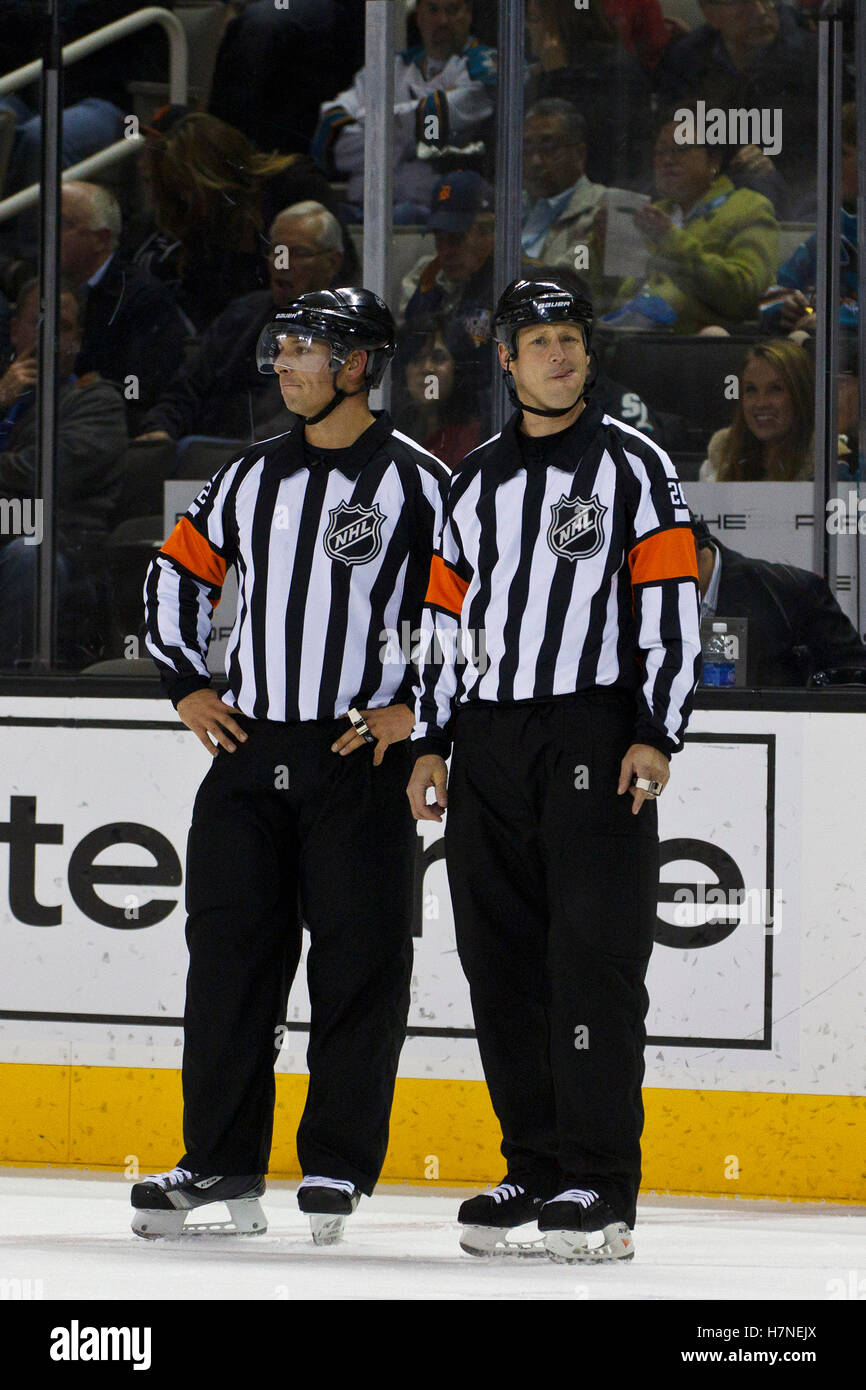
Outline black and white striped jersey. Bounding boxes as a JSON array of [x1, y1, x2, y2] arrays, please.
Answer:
[[411, 398, 701, 758], [144, 412, 449, 721]]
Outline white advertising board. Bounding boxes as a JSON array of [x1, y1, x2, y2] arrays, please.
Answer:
[[0, 705, 803, 1081]]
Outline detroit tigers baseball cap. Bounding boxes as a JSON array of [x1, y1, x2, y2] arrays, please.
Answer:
[[427, 172, 495, 236]]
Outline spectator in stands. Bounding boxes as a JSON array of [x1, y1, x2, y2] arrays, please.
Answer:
[[312, 0, 497, 224], [134, 202, 346, 448], [0, 93, 123, 261], [699, 338, 813, 481], [131, 110, 356, 333], [654, 1, 824, 217], [402, 171, 523, 437], [0, 278, 127, 666], [601, 110, 778, 333], [692, 517, 866, 686], [401, 172, 498, 345], [521, 101, 607, 267], [602, 0, 677, 72], [524, 0, 653, 190], [391, 312, 483, 469], [59, 182, 187, 436], [209, 0, 365, 156], [759, 103, 858, 334]]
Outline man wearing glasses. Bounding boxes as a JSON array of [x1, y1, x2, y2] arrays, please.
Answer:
[[521, 100, 607, 270]]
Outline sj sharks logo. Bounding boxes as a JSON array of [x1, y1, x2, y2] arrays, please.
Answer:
[[547, 493, 606, 562], [323, 501, 386, 566]]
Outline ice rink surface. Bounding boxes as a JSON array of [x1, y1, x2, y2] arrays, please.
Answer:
[[0, 1169, 864, 1302]]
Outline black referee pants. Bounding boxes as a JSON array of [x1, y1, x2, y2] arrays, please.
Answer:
[[179, 715, 416, 1194], [444, 689, 658, 1229]]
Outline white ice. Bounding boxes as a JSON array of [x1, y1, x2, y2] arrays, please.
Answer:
[[0, 1170, 863, 1301]]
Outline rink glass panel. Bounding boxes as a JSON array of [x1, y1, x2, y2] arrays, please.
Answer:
[[0, 5, 862, 684]]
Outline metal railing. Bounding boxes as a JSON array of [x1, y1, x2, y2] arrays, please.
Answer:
[[0, 6, 187, 223]]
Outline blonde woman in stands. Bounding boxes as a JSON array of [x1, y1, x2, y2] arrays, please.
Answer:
[[699, 339, 813, 482], [132, 110, 355, 332]]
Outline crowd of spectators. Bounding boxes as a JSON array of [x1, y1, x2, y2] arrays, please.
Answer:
[[0, 0, 859, 673]]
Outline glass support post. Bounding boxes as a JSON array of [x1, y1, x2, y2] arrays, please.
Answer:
[[813, 11, 844, 581], [35, 1, 64, 670], [491, 0, 525, 435], [363, 1, 395, 413]]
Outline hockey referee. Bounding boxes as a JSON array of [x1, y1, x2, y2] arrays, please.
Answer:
[[138, 289, 448, 1244], [407, 274, 702, 1262]]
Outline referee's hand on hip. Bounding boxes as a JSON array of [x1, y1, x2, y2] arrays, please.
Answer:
[[177, 689, 249, 757], [407, 754, 449, 822], [331, 703, 416, 766]]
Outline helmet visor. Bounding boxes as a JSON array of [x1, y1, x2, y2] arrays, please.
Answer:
[[256, 323, 346, 375]]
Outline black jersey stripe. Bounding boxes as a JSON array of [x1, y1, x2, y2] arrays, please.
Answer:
[[248, 463, 284, 720], [226, 546, 250, 706], [497, 467, 549, 702], [465, 464, 499, 702], [282, 466, 330, 720]]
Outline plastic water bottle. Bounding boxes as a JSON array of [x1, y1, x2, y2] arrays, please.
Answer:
[[702, 622, 736, 687]]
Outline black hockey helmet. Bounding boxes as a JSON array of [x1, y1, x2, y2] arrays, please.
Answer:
[[493, 274, 595, 358], [493, 273, 596, 419], [256, 287, 397, 390]]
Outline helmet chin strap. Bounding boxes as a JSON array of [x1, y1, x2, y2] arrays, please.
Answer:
[[302, 376, 366, 428]]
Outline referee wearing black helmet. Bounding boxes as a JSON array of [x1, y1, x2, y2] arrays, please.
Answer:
[[407, 274, 702, 1262], [140, 288, 449, 1244]]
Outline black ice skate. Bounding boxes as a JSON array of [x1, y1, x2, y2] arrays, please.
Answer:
[[457, 1178, 549, 1258], [538, 1187, 634, 1263], [297, 1176, 360, 1246], [130, 1166, 267, 1239]]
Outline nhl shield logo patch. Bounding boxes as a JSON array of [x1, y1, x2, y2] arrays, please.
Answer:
[[323, 501, 386, 566], [547, 493, 607, 562]]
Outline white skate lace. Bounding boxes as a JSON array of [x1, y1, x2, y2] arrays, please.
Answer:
[[552, 1188, 600, 1208], [299, 1175, 357, 1196], [485, 1182, 526, 1205], [143, 1166, 195, 1190]]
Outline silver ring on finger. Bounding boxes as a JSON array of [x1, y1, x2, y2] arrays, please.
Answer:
[[634, 777, 664, 797], [347, 706, 376, 745]]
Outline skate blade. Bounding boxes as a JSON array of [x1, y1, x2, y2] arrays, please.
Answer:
[[131, 1198, 267, 1240], [310, 1213, 347, 1246], [459, 1223, 547, 1259], [543, 1222, 634, 1264]]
